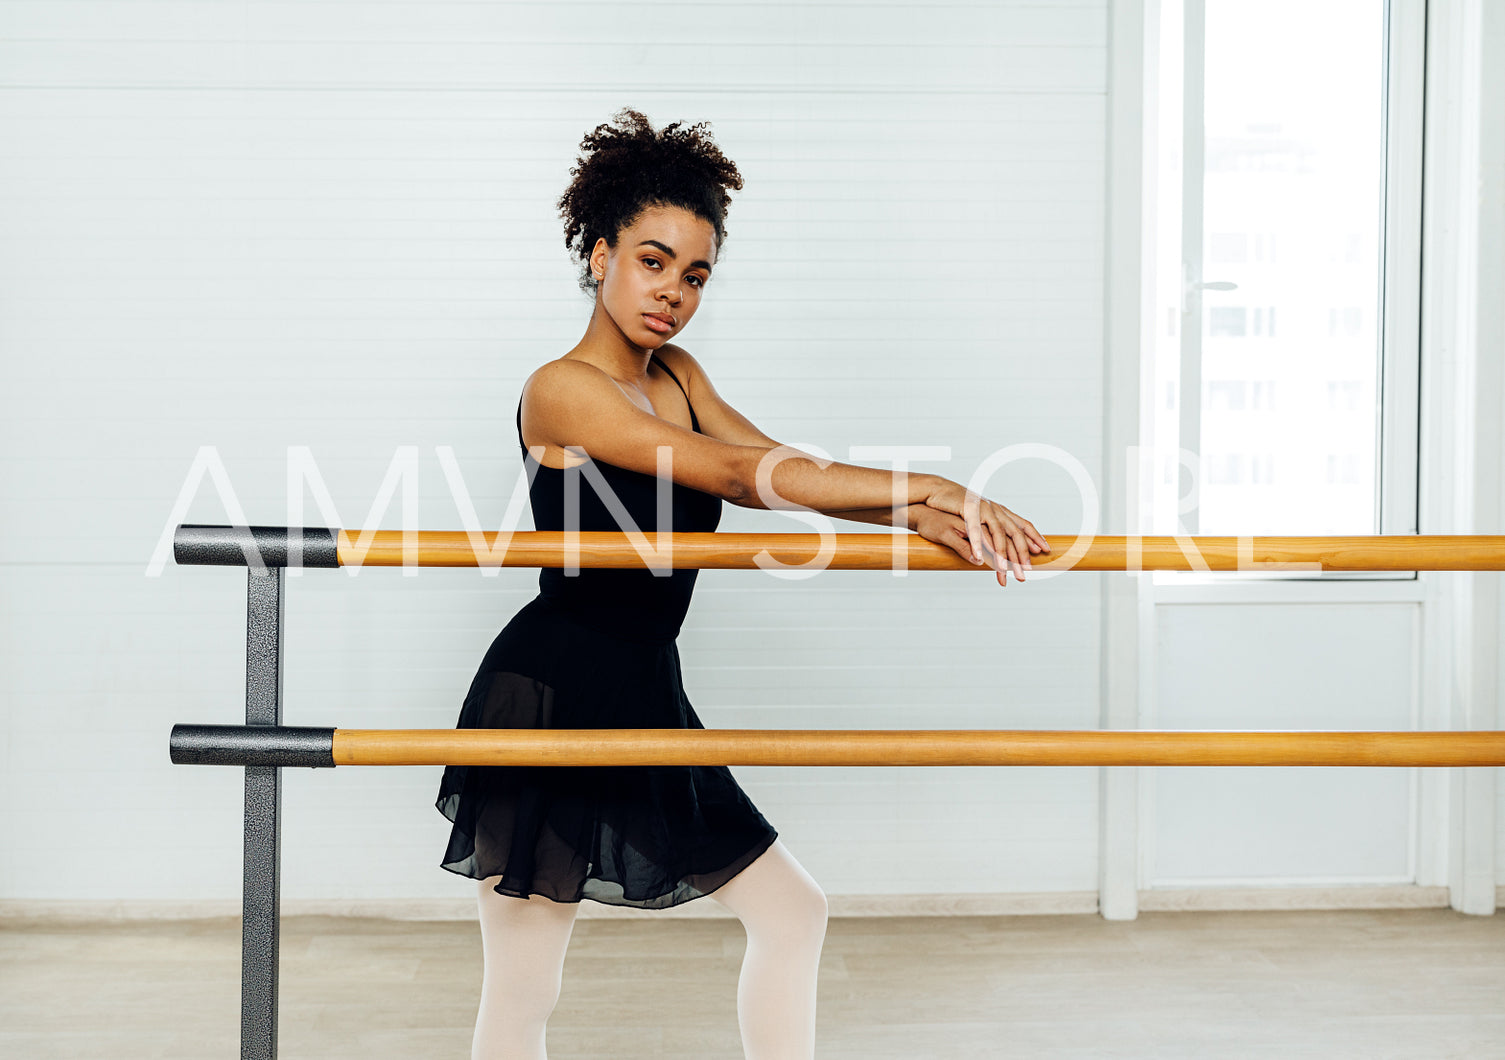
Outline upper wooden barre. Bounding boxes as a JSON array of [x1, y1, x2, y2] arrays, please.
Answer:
[[332, 531, 1505, 571], [329, 728, 1505, 768], [170, 525, 1505, 571]]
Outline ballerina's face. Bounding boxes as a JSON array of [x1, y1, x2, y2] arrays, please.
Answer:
[[590, 204, 718, 349]]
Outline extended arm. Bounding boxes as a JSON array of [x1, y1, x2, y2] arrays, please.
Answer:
[[656, 345, 943, 513], [656, 344, 1048, 579], [821, 504, 922, 531]]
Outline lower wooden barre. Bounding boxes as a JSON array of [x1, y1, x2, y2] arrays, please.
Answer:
[[330, 728, 1505, 768]]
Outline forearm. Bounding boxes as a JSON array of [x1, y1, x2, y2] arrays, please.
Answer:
[[734, 445, 943, 513], [821, 504, 922, 531]]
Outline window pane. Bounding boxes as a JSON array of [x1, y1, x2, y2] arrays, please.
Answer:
[[1197, 0, 1386, 533]]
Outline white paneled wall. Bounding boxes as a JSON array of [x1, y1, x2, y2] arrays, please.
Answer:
[[0, 2, 1110, 903], [1149, 604, 1418, 886]]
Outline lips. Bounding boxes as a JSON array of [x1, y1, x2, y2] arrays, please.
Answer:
[[644, 312, 675, 327]]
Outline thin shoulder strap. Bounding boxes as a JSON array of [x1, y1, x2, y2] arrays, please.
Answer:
[[651, 353, 699, 429]]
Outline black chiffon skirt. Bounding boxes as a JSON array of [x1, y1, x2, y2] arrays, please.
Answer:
[[435, 595, 779, 908]]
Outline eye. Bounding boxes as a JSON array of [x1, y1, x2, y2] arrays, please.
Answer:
[[643, 256, 706, 289]]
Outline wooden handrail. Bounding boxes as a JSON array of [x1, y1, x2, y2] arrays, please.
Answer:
[[172, 525, 1505, 570], [327, 728, 1505, 768], [330, 531, 1505, 571]]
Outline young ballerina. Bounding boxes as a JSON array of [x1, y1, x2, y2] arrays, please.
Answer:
[[435, 108, 1049, 1059]]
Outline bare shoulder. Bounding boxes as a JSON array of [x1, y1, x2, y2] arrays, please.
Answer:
[[523, 356, 612, 400], [516, 355, 752, 500], [525, 356, 609, 389], [520, 358, 633, 446], [653, 343, 704, 395], [653, 343, 781, 449]]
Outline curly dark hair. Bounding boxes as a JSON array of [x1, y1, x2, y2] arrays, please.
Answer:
[[557, 107, 744, 298]]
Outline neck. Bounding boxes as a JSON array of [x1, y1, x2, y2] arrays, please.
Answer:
[[568, 301, 661, 385]]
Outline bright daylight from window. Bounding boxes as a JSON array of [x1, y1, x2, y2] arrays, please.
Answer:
[[1161, 0, 1388, 538]]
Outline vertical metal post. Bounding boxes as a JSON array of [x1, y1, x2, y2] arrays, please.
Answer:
[[242, 565, 285, 1058]]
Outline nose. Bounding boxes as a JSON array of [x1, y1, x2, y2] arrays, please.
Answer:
[[656, 277, 683, 305]]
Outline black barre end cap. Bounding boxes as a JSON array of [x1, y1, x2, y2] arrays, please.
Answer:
[[170, 724, 337, 767], [174, 525, 340, 568]]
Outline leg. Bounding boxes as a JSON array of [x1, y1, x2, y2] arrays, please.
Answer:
[[710, 839, 829, 1059], [472, 878, 580, 1060]]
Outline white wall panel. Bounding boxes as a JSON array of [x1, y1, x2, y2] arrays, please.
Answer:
[[0, 1, 1109, 903], [1149, 603, 1418, 885]]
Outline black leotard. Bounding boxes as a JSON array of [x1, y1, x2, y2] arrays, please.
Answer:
[[523, 354, 721, 643], [435, 353, 779, 908]]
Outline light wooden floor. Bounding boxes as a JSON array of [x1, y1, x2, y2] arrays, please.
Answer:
[[2, 908, 1503, 1058]]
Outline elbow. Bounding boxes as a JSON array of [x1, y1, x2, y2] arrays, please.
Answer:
[[723, 446, 774, 508], [723, 467, 756, 507]]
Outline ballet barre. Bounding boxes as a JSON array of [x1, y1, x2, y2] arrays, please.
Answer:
[[170, 724, 1505, 769], [173, 524, 1505, 570], [167, 524, 1505, 1060]]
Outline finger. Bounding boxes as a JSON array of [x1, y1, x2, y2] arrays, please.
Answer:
[[997, 507, 1049, 555], [988, 512, 1023, 581], [964, 493, 985, 565], [989, 502, 1044, 565], [980, 536, 1007, 587], [946, 526, 974, 565], [981, 520, 1017, 578], [979, 524, 1007, 581], [1012, 526, 1031, 575]]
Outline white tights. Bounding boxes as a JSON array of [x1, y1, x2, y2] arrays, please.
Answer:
[[470, 839, 828, 1059], [470, 884, 580, 1059]]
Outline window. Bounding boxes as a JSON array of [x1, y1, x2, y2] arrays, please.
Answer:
[[1150, 0, 1424, 575], [1209, 232, 1248, 263], [1208, 306, 1247, 337]]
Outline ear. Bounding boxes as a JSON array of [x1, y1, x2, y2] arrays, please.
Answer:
[[589, 237, 609, 281]]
